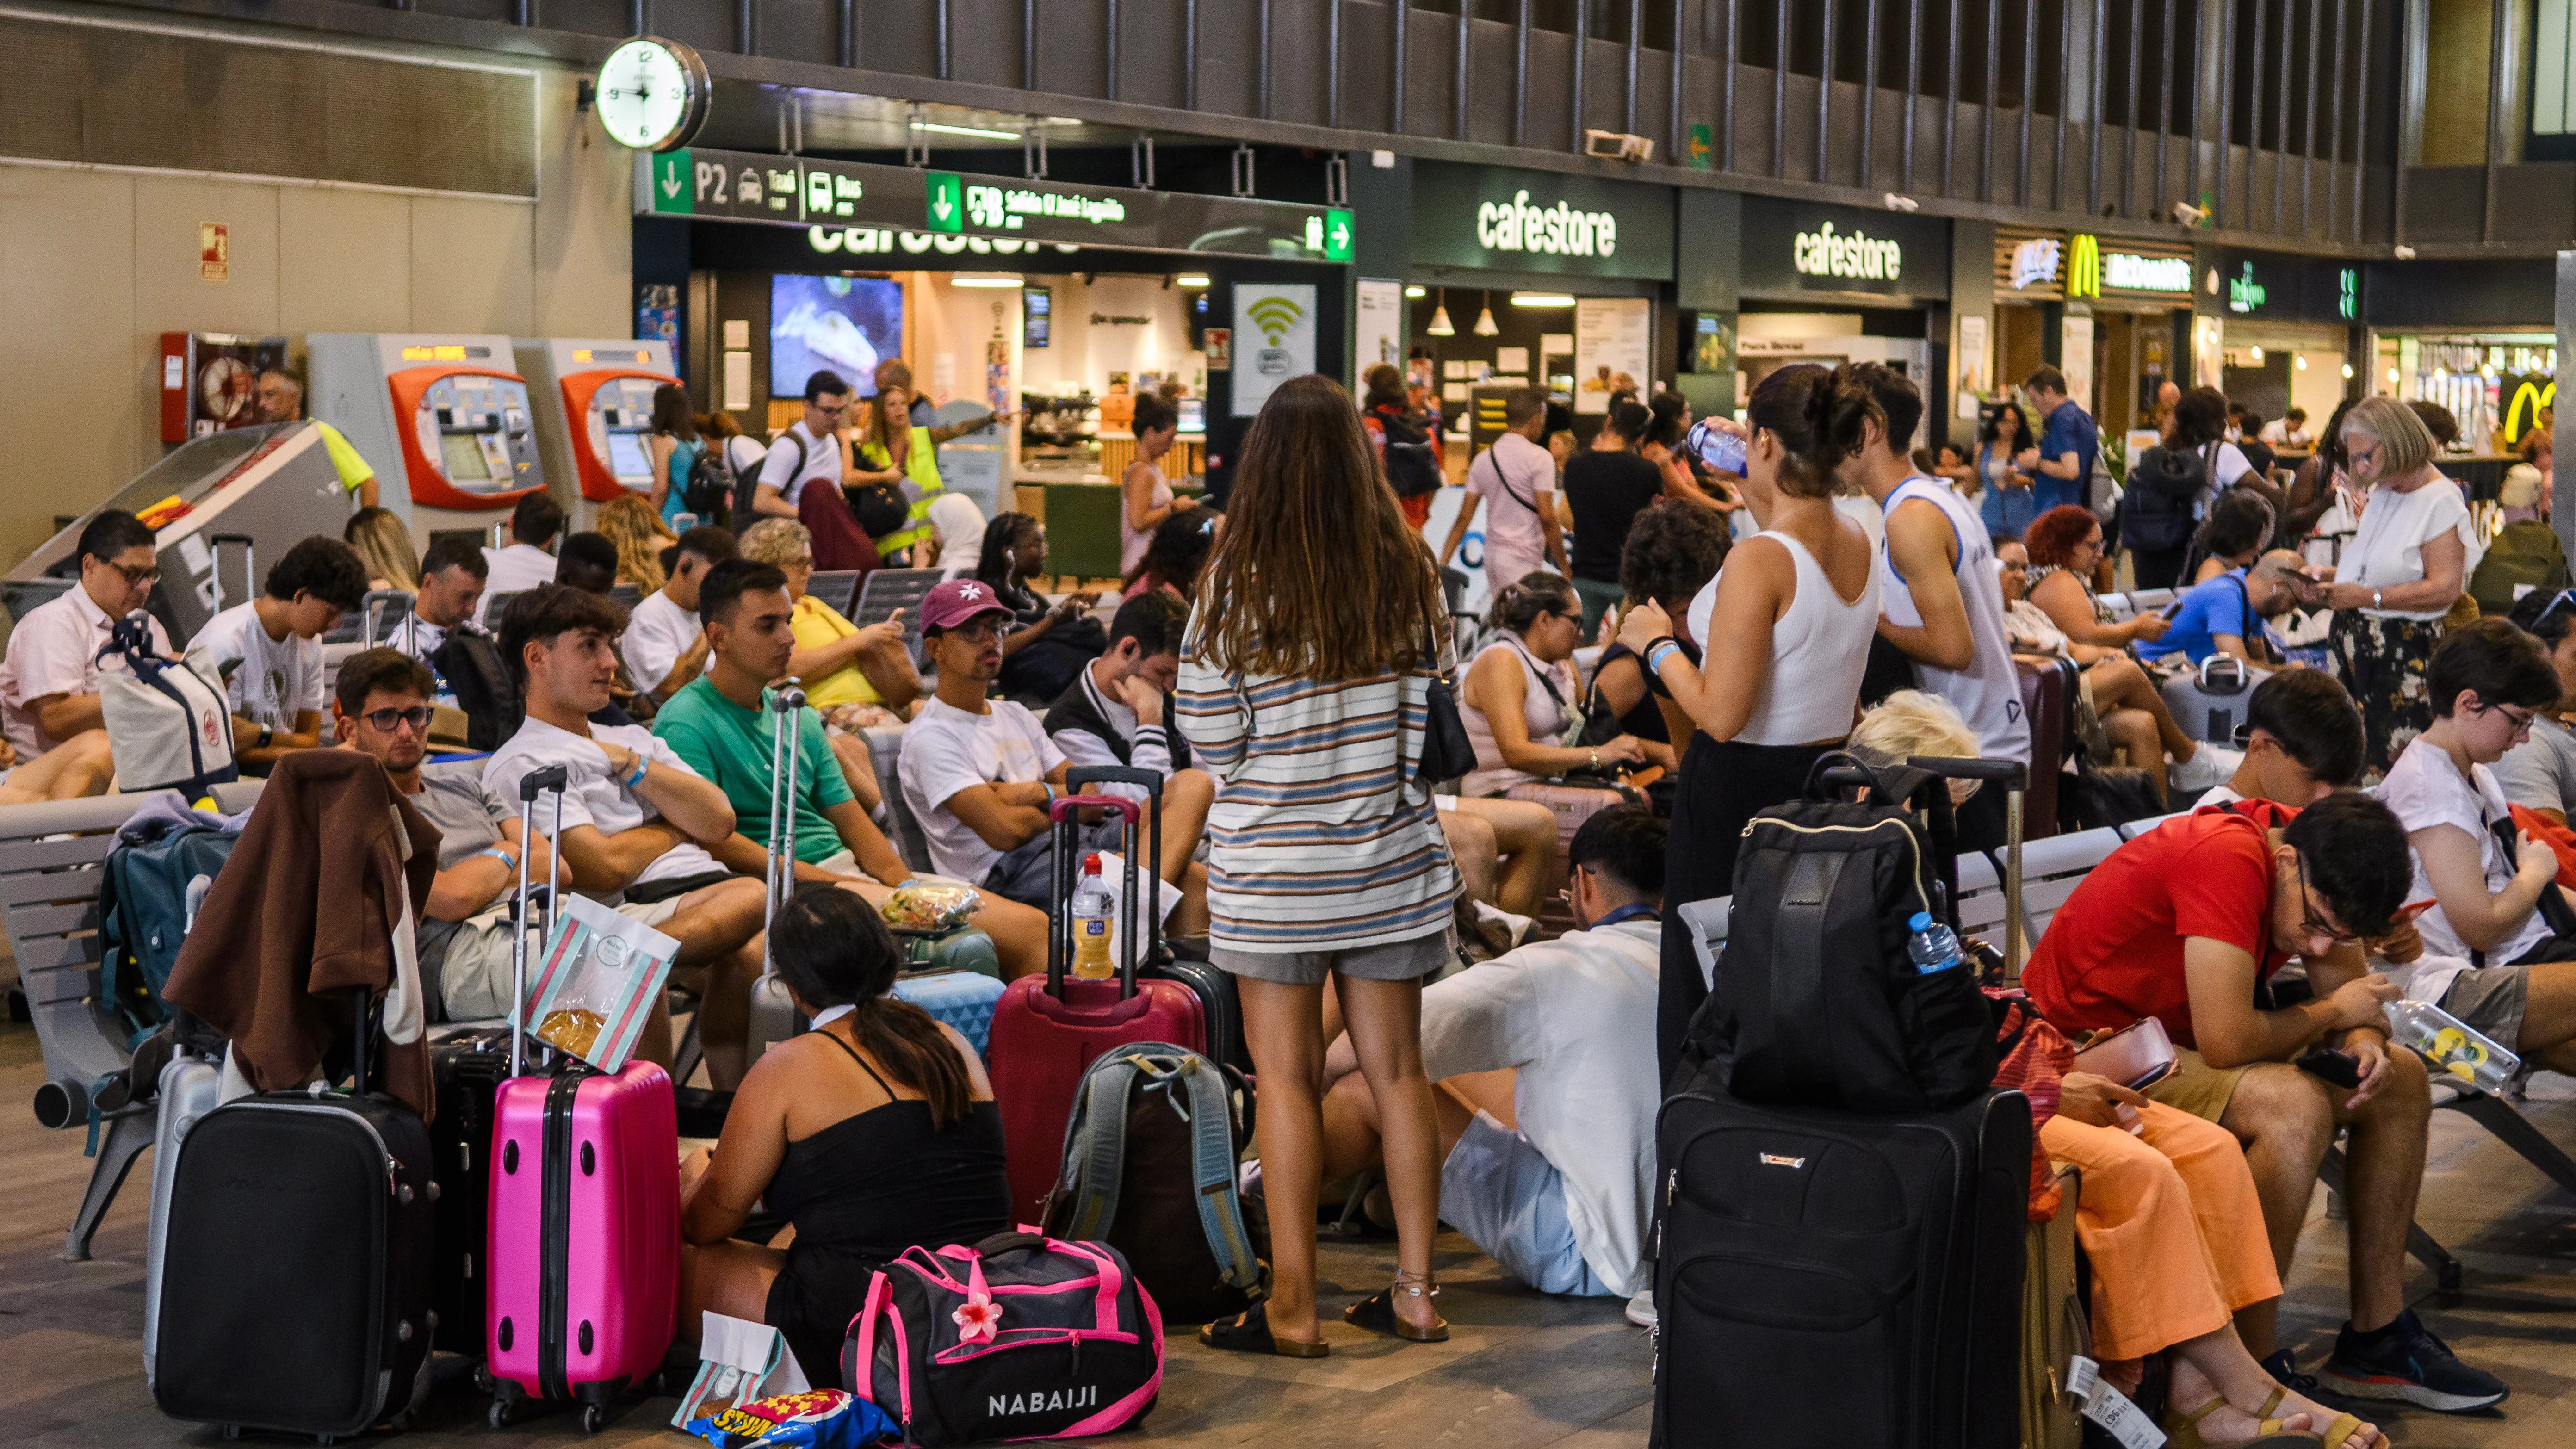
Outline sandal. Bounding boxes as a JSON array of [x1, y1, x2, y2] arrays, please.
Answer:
[[2162, 1389, 2323, 1449], [1342, 1270, 1449, 1343], [1198, 1303, 1328, 1358]]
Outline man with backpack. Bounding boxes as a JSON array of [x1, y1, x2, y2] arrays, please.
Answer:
[[1437, 387, 1564, 586], [397, 535, 489, 664], [1362, 363, 1445, 532], [190, 535, 370, 773], [752, 371, 859, 523], [2023, 792, 2511, 1410], [0, 510, 166, 792], [1315, 804, 1665, 1301]]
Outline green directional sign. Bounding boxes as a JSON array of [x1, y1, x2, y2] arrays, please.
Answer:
[[650, 150, 693, 214], [1323, 208, 1354, 261], [925, 172, 964, 233]]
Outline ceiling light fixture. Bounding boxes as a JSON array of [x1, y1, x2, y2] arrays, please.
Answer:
[[1176, 274, 1210, 288], [1512, 292, 1579, 307], [1427, 287, 1455, 337], [950, 273, 1025, 288], [1473, 290, 1500, 336], [1404, 285, 1426, 298], [916, 121, 1021, 141]]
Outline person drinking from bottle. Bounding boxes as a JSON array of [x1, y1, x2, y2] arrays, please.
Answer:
[[479, 587, 770, 1088], [651, 560, 1049, 979], [898, 578, 1209, 931]]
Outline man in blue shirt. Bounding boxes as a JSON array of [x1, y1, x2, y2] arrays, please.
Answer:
[[2139, 550, 2308, 667], [2016, 365, 2097, 514]]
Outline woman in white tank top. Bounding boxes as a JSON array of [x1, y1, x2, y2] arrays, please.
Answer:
[[1461, 572, 1648, 796], [1615, 363, 1883, 1083]]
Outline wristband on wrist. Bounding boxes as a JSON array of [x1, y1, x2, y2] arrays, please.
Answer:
[[480, 847, 518, 872], [1647, 641, 1684, 674], [622, 755, 649, 789], [1042, 782, 1056, 803]]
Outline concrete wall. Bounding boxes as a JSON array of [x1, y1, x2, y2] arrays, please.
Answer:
[[0, 67, 629, 572]]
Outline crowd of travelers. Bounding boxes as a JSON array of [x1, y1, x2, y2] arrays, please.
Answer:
[[41, 347, 2576, 1448]]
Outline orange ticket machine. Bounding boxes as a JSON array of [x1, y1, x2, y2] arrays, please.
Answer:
[[514, 337, 679, 527], [309, 333, 546, 538]]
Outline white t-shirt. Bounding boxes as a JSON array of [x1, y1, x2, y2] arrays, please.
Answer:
[[190, 601, 323, 731], [2335, 477, 2471, 621], [2375, 738, 2551, 968], [477, 544, 561, 625], [0, 584, 172, 754], [482, 715, 725, 895], [898, 695, 1065, 884], [756, 420, 844, 511], [622, 588, 700, 694], [1418, 917, 1663, 1297]]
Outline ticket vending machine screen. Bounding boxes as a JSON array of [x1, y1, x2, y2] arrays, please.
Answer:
[[411, 374, 539, 495], [588, 376, 666, 491]]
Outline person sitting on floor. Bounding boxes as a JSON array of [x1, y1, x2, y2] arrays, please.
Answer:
[[2022, 791, 2509, 1412], [191, 535, 370, 774], [899, 578, 1208, 932], [1461, 572, 1647, 798], [678, 883, 1009, 1388], [482, 585, 770, 1087], [2373, 619, 2576, 1077], [2142, 548, 2311, 671], [1042, 589, 1218, 887], [623, 525, 736, 705], [334, 647, 689, 1065], [651, 559, 1046, 978], [1316, 803, 1663, 1302], [1580, 500, 1732, 780], [2191, 667, 2368, 809], [0, 509, 155, 799]]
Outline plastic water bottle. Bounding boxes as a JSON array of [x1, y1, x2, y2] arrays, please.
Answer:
[[2384, 999, 2520, 1092], [1070, 853, 1115, 980], [1906, 911, 1963, 975]]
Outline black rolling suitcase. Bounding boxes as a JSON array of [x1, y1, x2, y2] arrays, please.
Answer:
[[1650, 1082, 2031, 1449], [152, 993, 437, 1441], [427, 1026, 512, 1354]]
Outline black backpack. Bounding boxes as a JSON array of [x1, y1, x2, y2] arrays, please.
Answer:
[[2119, 444, 2211, 552], [681, 441, 735, 517], [1375, 406, 1443, 497], [1686, 752, 1997, 1112], [846, 480, 911, 539], [430, 626, 524, 752]]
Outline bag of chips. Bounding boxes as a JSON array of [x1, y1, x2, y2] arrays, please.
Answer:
[[681, 1388, 896, 1449]]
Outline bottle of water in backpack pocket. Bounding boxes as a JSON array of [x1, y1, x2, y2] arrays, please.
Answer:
[[1071, 852, 1115, 980], [1906, 912, 1963, 975], [2383, 999, 2520, 1092]]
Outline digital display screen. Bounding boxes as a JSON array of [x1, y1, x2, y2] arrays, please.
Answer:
[[1025, 286, 1052, 349], [605, 431, 654, 478], [770, 275, 902, 400], [440, 431, 493, 481], [1177, 397, 1204, 434]]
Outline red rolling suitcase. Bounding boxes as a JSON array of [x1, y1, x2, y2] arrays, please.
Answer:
[[989, 784, 1204, 1221]]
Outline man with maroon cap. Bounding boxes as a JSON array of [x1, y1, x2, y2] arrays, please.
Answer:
[[897, 578, 1208, 930]]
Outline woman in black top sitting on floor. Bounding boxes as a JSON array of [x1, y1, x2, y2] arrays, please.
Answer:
[[678, 883, 1009, 1385], [1577, 500, 1733, 785]]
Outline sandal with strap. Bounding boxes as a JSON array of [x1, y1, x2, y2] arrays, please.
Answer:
[[1342, 1270, 1449, 1343], [1198, 1303, 1329, 1359], [2162, 1389, 2323, 1449]]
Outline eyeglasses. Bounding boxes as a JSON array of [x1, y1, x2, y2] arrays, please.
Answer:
[[947, 618, 1006, 643], [108, 563, 161, 586], [2538, 589, 2576, 629], [359, 706, 434, 733], [809, 402, 851, 418], [2475, 700, 2539, 736], [2293, 856, 2364, 947]]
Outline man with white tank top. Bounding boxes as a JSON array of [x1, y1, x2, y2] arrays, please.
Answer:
[[1838, 364, 2030, 848]]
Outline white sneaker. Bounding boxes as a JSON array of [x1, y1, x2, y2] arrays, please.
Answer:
[[1625, 1289, 1657, 1328], [2169, 743, 2243, 795], [1473, 899, 1536, 950]]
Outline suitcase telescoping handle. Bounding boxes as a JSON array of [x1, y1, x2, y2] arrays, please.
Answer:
[[1907, 755, 2031, 972], [760, 682, 806, 989], [1045, 792, 1145, 999], [1062, 765, 1168, 985], [510, 763, 569, 1078], [207, 534, 255, 609]]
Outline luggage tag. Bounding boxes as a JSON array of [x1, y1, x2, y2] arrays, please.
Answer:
[[2064, 1356, 2165, 1449], [671, 1312, 811, 1428]]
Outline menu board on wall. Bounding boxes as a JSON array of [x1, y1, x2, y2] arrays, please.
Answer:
[[1573, 298, 1652, 415]]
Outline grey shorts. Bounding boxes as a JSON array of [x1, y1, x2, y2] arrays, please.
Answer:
[[2439, 966, 2532, 1053], [1208, 926, 1455, 986]]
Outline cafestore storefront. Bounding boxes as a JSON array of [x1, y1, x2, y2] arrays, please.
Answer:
[[1731, 195, 1953, 437]]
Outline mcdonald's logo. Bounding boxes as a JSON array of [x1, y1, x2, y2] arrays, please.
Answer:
[[2067, 234, 2102, 298], [2504, 377, 2557, 445]]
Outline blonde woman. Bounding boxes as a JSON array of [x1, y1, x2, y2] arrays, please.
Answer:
[[343, 506, 420, 593], [2317, 396, 2469, 776], [736, 519, 918, 718], [598, 492, 679, 593]]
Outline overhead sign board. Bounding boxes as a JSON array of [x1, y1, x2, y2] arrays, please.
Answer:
[[2214, 249, 2361, 323], [642, 149, 1350, 262], [1741, 195, 1950, 298], [1411, 162, 1674, 280]]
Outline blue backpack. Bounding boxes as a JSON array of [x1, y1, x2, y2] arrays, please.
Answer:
[[96, 817, 239, 1045]]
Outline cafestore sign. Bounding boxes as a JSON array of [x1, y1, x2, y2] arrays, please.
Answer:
[[1476, 190, 1621, 259], [1793, 222, 1904, 283]]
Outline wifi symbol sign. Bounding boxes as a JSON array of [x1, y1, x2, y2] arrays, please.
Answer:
[[1246, 295, 1304, 344]]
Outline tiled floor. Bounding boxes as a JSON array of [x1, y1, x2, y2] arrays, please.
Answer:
[[7, 1015, 2576, 1447]]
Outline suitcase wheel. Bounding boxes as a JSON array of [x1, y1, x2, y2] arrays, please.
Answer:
[[581, 1403, 607, 1435], [222, 1429, 241, 1442], [488, 1399, 511, 1430]]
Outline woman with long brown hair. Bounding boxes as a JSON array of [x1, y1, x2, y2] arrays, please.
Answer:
[[644, 382, 704, 531], [676, 884, 1008, 1387], [1177, 373, 1456, 1356], [1613, 363, 1883, 1083]]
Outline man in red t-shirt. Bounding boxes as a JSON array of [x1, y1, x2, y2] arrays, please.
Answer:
[[2025, 793, 2455, 1390]]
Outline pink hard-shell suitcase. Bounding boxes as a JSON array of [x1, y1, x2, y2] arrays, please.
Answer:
[[483, 764, 681, 1432], [990, 787, 1204, 1221]]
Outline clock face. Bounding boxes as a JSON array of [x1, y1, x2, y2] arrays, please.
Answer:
[[596, 37, 707, 152]]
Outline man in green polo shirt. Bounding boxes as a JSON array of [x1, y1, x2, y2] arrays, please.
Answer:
[[651, 557, 1046, 976]]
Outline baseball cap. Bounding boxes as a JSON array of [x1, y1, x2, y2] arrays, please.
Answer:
[[920, 578, 1017, 632]]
